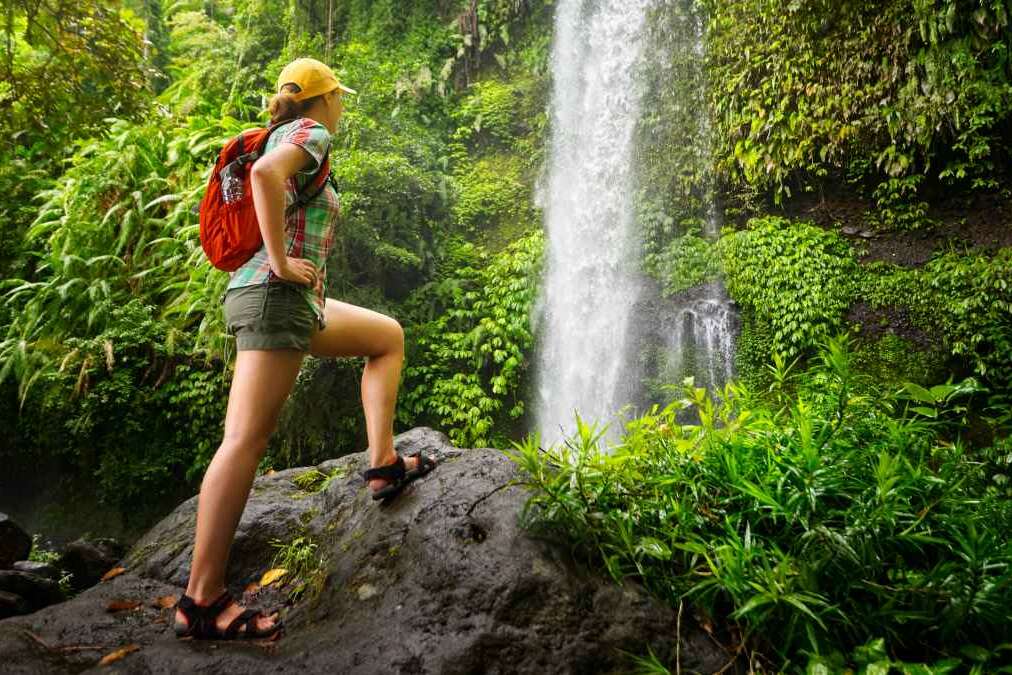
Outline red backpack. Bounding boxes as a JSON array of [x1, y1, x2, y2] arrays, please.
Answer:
[[198, 124, 332, 271]]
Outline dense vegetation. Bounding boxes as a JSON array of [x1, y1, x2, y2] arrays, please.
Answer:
[[515, 339, 1012, 672], [705, 0, 1012, 204], [1, 0, 552, 516], [1, 0, 1009, 671], [512, 1, 1012, 670]]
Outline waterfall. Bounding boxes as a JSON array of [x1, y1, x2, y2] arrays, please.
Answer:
[[534, 0, 655, 445], [535, 0, 737, 446]]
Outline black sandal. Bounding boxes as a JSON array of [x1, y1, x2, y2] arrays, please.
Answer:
[[404, 450, 437, 481], [361, 451, 437, 501], [174, 590, 282, 640]]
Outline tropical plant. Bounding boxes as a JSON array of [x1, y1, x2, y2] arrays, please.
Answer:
[[512, 338, 1012, 669], [401, 230, 543, 446], [719, 217, 858, 358]]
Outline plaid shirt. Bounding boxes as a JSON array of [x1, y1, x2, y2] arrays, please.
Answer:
[[227, 118, 339, 326]]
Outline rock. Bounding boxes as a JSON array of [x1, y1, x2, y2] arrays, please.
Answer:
[[0, 514, 32, 569], [842, 225, 860, 236], [0, 590, 28, 619], [11, 561, 58, 581], [858, 229, 877, 238], [0, 427, 726, 674], [59, 538, 125, 591], [0, 571, 62, 613]]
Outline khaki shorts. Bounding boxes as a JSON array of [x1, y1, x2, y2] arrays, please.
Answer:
[[223, 282, 321, 352]]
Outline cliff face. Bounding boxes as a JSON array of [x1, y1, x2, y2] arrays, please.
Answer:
[[0, 428, 723, 674]]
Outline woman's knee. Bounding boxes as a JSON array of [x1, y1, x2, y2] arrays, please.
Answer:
[[382, 316, 404, 355], [218, 430, 271, 458]]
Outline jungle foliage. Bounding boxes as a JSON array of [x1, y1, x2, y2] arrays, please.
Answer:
[[1, 0, 1010, 672], [514, 339, 1012, 672], [705, 0, 1012, 204], [401, 230, 543, 447], [0, 0, 553, 512], [718, 216, 1012, 388]]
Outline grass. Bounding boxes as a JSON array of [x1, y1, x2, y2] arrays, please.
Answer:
[[269, 534, 329, 603], [292, 466, 347, 494]]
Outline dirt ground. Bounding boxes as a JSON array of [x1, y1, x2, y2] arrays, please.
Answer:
[[724, 182, 1010, 353], [778, 187, 1012, 267]]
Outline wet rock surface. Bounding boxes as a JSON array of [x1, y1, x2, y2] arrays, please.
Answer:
[[0, 571, 63, 614], [11, 561, 59, 581], [60, 539, 125, 591], [0, 428, 726, 674], [0, 513, 32, 569]]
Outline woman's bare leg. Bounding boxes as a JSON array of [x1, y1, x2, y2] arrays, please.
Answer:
[[176, 348, 305, 633], [309, 298, 415, 490]]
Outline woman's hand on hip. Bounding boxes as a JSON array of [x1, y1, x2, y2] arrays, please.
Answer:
[[271, 256, 319, 287]]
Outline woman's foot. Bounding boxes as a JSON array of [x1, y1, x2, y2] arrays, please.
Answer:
[[364, 451, 437, 499], [366, 452, 422, 493], [174, 590, 279, 639]]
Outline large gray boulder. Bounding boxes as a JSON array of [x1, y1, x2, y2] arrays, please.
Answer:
[[0, 428, 724, 674]]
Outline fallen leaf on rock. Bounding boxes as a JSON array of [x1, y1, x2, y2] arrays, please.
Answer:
[[100, 567, 126, 582], [260, 568, 288, 587], [106, 599, 142, 613], [98, 644, 140, 666], [152, 595, 177, 609]]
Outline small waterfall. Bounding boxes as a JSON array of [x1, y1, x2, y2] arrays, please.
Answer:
[[534, 0, 655, 444], [662, 284, 736, 392], [653, 6, 737, 397]]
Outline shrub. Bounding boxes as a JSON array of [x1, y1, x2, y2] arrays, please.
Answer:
[[450, 80, 518, 149], [644, 228, 721, 297], [865, 250, 1012, 384], [401, 230, 543, 446], [5, 300, 227, 513], [719, 217, 858, 358], [705, 0, 1012, 201], [512, 338, 1012, 669], [451, 154, 531, 235]]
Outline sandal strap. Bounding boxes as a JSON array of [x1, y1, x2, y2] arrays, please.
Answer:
[[408, 450, 435, 465], [175, 595, 202, 635], [406, 450, 436, 475], [361, 455, 406, 482], [205, 590, 234, 618], [224, 608, 260, 640], [176, 594, 200, 619], [177, 590, 235, 639]]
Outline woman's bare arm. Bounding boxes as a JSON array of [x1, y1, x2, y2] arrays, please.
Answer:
[[250, 143, 320, 286]]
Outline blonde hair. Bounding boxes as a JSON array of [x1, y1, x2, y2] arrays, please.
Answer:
[[267, 83, 325, 125]]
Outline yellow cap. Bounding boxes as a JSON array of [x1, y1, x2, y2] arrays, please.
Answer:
[[276, 58, 356, 101]]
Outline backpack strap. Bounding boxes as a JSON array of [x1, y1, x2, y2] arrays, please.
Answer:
[[284, 152, 335, 217], [193, 123, 333, 217]]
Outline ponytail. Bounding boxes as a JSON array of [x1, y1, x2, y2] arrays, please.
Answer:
[[268, 83, 325, 125]]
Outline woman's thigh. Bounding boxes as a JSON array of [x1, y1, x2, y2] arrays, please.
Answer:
[[308, 298, 403, 359], [223, 349, 305, 446]]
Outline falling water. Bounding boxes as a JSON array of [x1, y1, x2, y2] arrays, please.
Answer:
[[534, 0, 656, 445], [654, 7, 737, 395], [535, 0, 737, 445]]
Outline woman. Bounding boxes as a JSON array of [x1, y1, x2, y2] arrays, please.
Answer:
[[172, 58, 436, 641]]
